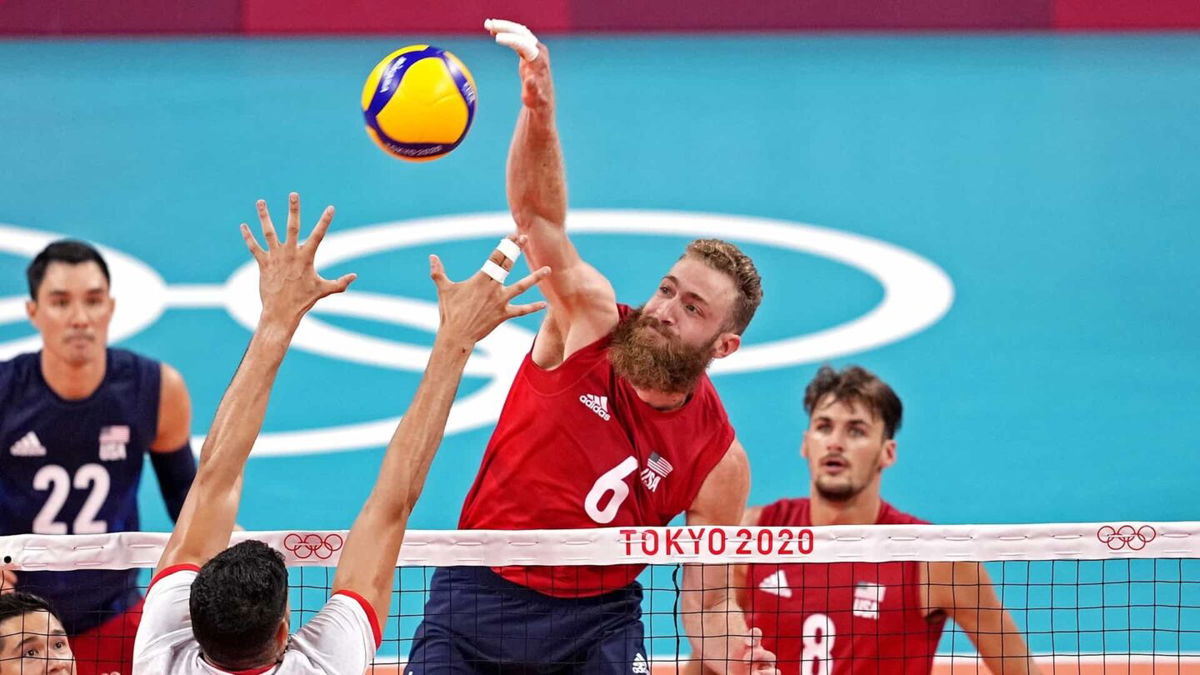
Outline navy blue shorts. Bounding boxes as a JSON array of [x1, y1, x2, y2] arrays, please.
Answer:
[[406, 566, 648, 674]]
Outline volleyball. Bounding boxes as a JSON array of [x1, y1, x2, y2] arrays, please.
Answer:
[[360, 45, 477, 162]]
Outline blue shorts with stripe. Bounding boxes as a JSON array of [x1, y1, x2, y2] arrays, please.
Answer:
[[406, 566, 648, 674]]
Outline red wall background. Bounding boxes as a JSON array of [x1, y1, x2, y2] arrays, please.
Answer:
[[2, 0, 1198, 35]]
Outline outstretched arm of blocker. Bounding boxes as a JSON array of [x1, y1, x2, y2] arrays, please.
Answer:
[[331, 235, 549, 630], [154, 194, 355, 577]]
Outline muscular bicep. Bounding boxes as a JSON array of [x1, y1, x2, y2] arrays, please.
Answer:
[[152, 363, 192, 452], [687, 439, 751, 529], [683, 439, 751, 606]]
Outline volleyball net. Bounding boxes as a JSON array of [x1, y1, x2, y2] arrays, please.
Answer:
[[3, 522, 1198, 673]]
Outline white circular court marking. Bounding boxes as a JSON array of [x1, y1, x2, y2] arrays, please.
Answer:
[[0, 212, 954, 456]]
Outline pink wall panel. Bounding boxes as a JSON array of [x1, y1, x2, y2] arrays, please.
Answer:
[[1054, 0, 1200, 28], [0, 0, 240, 34], [241, 0, 568, 34], [568, 0, 1053, 31]]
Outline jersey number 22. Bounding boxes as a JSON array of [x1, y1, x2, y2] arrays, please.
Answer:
[[32, 463, 110, 535]]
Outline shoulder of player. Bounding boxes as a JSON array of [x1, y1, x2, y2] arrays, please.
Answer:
[[748, 497, 817, 527], [158, 362, 188, 397], [878, 500, 930, 525], [0, 353, 40, 409], [0, 351, 38, 378], [742, 504, 764, 527]]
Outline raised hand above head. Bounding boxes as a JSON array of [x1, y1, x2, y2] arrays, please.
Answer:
[[485, 19, 554, 109], [240, 192, 356, 328], [428, 234, 550, 348]]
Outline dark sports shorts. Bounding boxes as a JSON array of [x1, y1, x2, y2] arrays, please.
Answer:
[[406, 565, 648, 674]]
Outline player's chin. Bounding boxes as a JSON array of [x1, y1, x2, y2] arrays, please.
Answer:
[[814, 476, 858, 501]]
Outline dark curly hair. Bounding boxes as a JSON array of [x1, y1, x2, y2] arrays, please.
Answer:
[[190, 540, 289, 668], [804, 365, 903, 439]]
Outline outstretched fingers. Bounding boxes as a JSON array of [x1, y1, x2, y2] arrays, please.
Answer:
[[285, 192, 301, 246], [485, 18, 539, 61], [256, 199, 279, 248], [322, 272, 357, 296], [240, 223, 266, 262], [506, 299, 548, 319], [429, 254, 450, 290], [304, 205, 336, 254], [505, 265, 550, 301]]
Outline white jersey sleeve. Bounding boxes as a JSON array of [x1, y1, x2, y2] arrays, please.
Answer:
[[287, 590, 381, 672], [132, 564, 201, 672], [131, 564, 381, 674]]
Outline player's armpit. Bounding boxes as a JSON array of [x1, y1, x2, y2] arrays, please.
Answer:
[[519, 224, 619, 361], [151, 363, 192, 452], [927, 561, 1043, 675]]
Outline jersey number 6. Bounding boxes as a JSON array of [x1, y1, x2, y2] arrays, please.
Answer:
[[584, 456, 639, 524]]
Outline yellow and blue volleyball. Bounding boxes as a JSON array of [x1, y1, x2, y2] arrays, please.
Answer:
[[360, 45, 477, 162]]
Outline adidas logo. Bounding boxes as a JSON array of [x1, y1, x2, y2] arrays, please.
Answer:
[[760, 569, 792, 598], [632, 654, 649, 674], [579, 394, 611, 421], [10, 431, 47, 457]]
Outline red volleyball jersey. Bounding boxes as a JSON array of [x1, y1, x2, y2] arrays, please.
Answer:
[[745, 498, 946, 675], [459, 305, 735, 596]]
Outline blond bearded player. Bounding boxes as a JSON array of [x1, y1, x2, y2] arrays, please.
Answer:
[[406, 20, 776, 675], [132, 194, 548, 674]]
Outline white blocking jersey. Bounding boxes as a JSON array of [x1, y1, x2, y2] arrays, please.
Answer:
[[133, 565, 381, 674]]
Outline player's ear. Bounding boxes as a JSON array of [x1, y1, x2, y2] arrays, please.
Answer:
[[274, 617, 289, 653], [25, 299, 37, 321], [710, 331, 741, 359], [880, 439, 897, 470]]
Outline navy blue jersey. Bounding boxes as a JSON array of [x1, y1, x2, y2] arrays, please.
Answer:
[[0, 348, 161, 634]]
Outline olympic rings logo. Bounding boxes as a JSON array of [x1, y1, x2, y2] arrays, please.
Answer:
[[283, 532, 345, 560], [0, 211, 954, 458], [1097, 524, 1157, 551]]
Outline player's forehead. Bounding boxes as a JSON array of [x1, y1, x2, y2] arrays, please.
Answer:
[[37, 261, 109, 296], [810, 395, 880, 425], [0, 609, 61, 649], [661, 257, 738, 306]]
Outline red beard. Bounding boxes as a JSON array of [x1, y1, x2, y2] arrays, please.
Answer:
[[608, 309, 715, 395]]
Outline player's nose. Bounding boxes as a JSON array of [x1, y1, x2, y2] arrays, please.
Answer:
[[645, 304, 674, 326], [68, 302, 90, 326]]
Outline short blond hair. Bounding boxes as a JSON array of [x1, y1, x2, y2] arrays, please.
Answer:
[[683, 239, 762, 334]]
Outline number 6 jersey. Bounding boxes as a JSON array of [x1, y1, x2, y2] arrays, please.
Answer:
[[458, 305, 735, 596], [0, 348, 160, 634]]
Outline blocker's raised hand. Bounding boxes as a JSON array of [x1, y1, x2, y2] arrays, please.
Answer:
[[240, 192, 357, 327], [429, 234, 549, 345]]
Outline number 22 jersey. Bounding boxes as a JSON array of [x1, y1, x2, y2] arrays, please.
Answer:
[[0, 348, 160, 634], [459, 305, 735, 596]]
